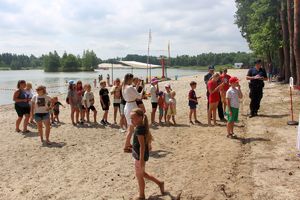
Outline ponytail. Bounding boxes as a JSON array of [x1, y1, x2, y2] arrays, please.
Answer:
[[131, 108, 153, 146], [143, 114, 153, 145]]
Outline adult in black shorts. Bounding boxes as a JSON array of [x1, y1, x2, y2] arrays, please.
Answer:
[[13, 80, 31, 133]]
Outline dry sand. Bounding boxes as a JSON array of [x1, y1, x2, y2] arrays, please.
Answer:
[[0, 69, 299, 200]]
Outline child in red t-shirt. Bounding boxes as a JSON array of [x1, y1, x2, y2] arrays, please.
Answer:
[[207, 73, 224, 126], [220, 68, 231, 114]]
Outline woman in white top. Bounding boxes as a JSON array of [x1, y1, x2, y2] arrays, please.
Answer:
[[122, 73, 143, 152]]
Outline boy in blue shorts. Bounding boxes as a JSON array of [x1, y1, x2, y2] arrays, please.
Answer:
[[226, 77, 243, 138], [188, 81, 201, 124]]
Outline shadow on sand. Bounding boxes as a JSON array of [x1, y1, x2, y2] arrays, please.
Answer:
[[148, 191, 182, 200], [150, 150, 173, 159], [41, 142, 67, 148], [234, 136, 270, 145]]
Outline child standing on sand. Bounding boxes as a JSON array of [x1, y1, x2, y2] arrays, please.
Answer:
[[150, 78, 159, 125], [130, 108, 164, 199], [110, 78, 122, 124], [188, 81, 201, 125], [83, 84, 97, 123], [99, 80, 110, 125], [52, 97, 65, 123], [163, 84, 172, 122], [167, 91, 177, 125], [226, 77, 243, 138], [25, 82, 35, 124], [31, 85, 52, 144], [207, 73, 224, 126], [157, 91, 164, 124]]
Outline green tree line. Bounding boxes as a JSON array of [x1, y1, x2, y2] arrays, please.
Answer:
[[0, 53, 42, 70], [235, 0, 300, 85], [0, 50, 101, 72], [105, 52, 256, 67]]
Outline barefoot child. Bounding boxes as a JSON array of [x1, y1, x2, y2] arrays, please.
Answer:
[[25, 82, 35, 124], [83, 84, 97, 123], [130, 108, 164, 199], [167, 91, 177, 125], [157, 91, 164, 124], [150, 78, 159, 125], [99, 80, 110, 125], [31, 85, 52, 144], [207, 73, 224, 126], [226, 77, 243, 138], [163, 84, 172, 123], [188, 81, 201, 124], [52, 97, 65, 123], [110, 78, 122, 124]]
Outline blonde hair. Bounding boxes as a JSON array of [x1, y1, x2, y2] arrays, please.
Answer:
[[212, 73, 220, 79], [131, 108, 153, 145], [171, 91, 176, 97], [100, 80, 106, 85], [26, 82, 32, 89]]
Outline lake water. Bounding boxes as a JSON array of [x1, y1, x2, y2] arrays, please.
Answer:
[[0, 68, 204, 105]]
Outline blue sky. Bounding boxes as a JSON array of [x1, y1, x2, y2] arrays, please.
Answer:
[[0, 0, 249, 59]]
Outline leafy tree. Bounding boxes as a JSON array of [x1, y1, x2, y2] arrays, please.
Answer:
[[61, 53, 80, 72], [43, 51, 61, 72]]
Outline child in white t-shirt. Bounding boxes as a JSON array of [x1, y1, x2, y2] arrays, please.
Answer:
[[110, 78, 122, 125], [31, 85, 52, 144], [83, 84, 97, 123], [167, 91, 177, 125], [226, 77, 243, 139]]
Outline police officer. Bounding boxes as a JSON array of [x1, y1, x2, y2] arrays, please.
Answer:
[[246, 60, 267, 118]]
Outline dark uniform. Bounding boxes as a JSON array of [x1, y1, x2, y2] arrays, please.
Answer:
[[247, 67, 267, 116]]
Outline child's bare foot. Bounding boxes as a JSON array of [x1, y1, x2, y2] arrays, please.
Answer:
[[15, 129, 21, 133], [159, 181, 165, 195], [46, 140, 51, 145]]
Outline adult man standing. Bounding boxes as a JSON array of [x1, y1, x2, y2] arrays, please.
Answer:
[[204, 65, 225, 121], [246, 60, 267, 118]]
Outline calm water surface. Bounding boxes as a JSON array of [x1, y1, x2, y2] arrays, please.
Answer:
[[0, 68, 204, 105]]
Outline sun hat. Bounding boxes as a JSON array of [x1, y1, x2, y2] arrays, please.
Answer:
[[68, 80, 75, 85], [229, 77, 239, 84], [151, 77, 159, 84]]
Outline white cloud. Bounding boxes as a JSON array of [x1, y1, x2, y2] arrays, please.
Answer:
[[0, 0, 249, 59]]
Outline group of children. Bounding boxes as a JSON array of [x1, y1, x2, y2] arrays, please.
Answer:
[[12, 72, 243, 199]]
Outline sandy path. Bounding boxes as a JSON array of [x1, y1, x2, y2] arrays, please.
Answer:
[[0, 69, 299, 200]]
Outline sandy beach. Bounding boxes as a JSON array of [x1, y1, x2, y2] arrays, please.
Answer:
[[0, 69, 299, 200]]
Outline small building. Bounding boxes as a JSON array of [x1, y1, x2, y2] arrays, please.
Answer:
[[234, 63, 243, 68]]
